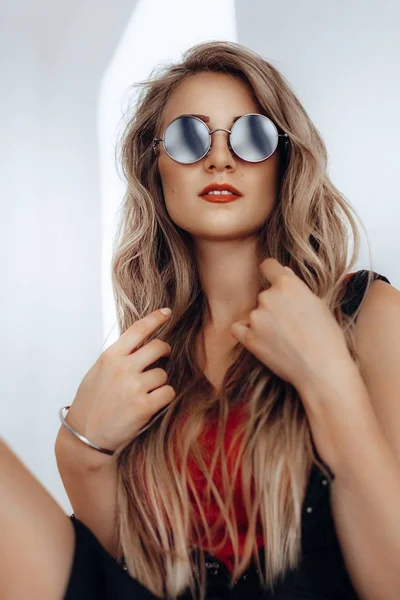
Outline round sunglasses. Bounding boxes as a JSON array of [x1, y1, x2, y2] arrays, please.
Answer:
[[152, 113, 289, 165]]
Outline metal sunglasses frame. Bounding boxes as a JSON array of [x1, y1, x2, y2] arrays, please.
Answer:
[[152, 113, 289, 164]]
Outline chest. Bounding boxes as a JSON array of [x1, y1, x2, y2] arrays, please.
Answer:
[[195, 329, 238, 394]]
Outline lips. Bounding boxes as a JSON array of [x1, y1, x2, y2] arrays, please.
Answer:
[[199, 182, 243, 197]]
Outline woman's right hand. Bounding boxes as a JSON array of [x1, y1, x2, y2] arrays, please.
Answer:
[[65, 308, 175, 454]]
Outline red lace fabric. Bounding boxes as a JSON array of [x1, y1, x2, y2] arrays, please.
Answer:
[[186, 402, 264, 573]]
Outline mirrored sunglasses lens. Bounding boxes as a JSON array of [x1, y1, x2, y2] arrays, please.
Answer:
[[231, 115, 278, 161], [164, 117, 209, 163]]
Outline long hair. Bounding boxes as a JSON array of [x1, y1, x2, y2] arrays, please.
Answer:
[[109, 40, 374, 599]]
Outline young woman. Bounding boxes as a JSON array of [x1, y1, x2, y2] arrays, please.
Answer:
[[2, 40, 400, 600]]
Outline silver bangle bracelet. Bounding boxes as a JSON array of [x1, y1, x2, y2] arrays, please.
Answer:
[[58, 406, 115, 456]]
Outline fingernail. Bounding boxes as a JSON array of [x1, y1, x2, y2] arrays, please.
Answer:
[[160, 307, 171, 315]]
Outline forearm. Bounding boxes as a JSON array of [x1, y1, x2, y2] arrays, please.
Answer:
[[300, 367, 400, 600], [55, 427, 120, 557]]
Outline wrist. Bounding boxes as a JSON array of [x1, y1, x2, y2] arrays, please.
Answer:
[[55, 422, 116, 472], [296, 361, 377, 475], [296, 355, 360, 407]]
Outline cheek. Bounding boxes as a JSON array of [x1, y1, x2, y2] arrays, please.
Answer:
[[258, 156, 281, 193], [160, 165, 197, 206], [159, 157, 185, 194], [163, 185, 179, 208], [159, 165, 181, 215], [158, 167, 178, 210], [247, 168, 276, 196]]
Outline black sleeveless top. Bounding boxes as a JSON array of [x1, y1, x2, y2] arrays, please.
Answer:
[[64, 270, 391, 600]]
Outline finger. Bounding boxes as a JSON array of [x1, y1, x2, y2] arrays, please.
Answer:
[[130, 340, 171, 373], [230, 321, 250, 344], [107, 308, 171, 356], [147, 385, 176, 411], [140, 367, 169, 392], [260, 258, 288, 283]]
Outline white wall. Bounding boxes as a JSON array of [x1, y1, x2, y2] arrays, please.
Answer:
[[235, 0, 400, 282], [0, 0, 140, 508]]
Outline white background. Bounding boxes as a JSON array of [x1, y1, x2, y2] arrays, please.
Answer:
[[1, 0, 398, 512]]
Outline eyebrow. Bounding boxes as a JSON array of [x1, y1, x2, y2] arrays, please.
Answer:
[[177, 114, 242, 124]]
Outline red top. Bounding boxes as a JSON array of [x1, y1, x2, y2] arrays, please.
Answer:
[[187, 402, 264, 573], [187, 272, 355, 573]]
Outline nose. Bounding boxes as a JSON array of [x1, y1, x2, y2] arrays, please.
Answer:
[[203, 129, 236, 172]]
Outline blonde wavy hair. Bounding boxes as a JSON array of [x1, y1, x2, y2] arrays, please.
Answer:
[[109, 40, 374, 599]]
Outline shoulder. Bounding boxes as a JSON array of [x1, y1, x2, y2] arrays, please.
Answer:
[[352, 270, 400, 356], [349, 271, 400, 466], [341, 268, 398, 347], [341, 270, 392, 317], [338, 269, 400, 370]]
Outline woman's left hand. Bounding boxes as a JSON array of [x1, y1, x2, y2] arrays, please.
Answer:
[[230, 258, 353, 394]]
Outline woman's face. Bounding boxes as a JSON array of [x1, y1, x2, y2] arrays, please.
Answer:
[[157, 72, 281, 242]]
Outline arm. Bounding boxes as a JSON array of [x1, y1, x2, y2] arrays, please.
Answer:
[[1, 437, 75, 600], [55, 411, 120, 559], [300, 366, 400, 600], [294, 279, 400, 600]]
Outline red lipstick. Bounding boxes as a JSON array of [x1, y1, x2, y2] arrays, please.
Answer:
[[199, 182, 243, 203]]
